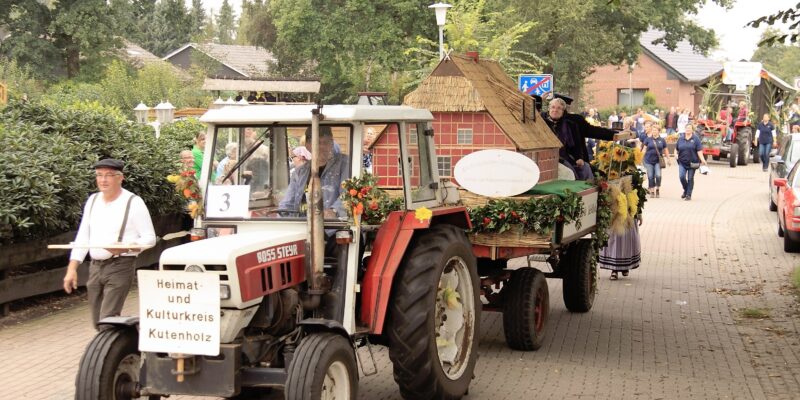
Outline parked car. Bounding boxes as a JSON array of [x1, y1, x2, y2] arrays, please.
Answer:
[[769, 134, 800, 211], [773, 160, 800, 252]]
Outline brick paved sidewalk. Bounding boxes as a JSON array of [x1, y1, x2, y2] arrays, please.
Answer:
[[1, 160, 799, 399]]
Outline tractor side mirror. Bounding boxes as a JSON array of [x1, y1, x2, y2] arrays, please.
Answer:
[[774, 178, 788, 187]]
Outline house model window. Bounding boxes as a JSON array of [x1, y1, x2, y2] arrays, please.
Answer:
[[437, 156, 451, 177], [457, 128, 473, 144], [409, 125, 418, 144]]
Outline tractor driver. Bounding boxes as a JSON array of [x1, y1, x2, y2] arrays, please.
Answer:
[[279, 125, 349, 219]]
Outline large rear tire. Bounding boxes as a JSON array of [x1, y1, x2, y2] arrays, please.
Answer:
[[785, 230, 800, 252], [737, 136, 750, 166], [387, 225, 479, 400], [729, 144, 738, 168], [560, 239, 597, 313], [285, 332, 358, 400], [502, 268, 549, 351], [75, 328, 147, 400]]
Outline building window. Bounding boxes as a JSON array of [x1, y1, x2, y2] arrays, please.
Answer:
[[437, 156, 451, 177], [457, 128, 473, 144], [409, 125, 418, 144], [617, 89, 647, 107]]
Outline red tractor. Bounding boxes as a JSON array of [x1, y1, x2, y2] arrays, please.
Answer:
[[698, 94, 755, 168]]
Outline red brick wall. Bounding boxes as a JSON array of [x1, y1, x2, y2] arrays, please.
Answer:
[[583, 53, 698, 114], [371, 111, 558, 188]]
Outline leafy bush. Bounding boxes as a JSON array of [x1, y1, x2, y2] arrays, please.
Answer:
[[0, 100, 186, 244], [0, 58, 45, 101], [160, 117, 205, 155]]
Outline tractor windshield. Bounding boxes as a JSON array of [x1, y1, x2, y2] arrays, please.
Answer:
[[205, 125, 352, 220]]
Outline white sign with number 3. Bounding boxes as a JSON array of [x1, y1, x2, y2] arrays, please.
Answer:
[[206, 185, 250, 218]]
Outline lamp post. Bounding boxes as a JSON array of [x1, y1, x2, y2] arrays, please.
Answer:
[[429, 2, 451, 60], [133, 102, 150, 124]]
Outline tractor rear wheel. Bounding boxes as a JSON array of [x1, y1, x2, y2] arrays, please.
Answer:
[[729, 144, 738, 168], [785, 231, 800, 253], [738, 136, 750, 166], [502, 267, 549, 351], [285, 332, 358, 400], [387, 224, 479, 400], [560, 239, 596, 313], [75, 327, 152, 400]]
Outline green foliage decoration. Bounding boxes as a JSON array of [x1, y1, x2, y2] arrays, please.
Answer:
[[467, 191, 584, 236], [0, 99, 188, 244]]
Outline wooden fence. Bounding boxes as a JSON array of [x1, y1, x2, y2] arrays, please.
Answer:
[[0, 215, 185, 316]]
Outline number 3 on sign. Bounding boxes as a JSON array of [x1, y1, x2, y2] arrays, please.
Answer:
[[206, 185, 250, 218]]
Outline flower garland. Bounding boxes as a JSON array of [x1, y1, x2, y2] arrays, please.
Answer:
[[467, 190, 585, 236], [340, 172, 403, 226], [167, 168, 203, 219]]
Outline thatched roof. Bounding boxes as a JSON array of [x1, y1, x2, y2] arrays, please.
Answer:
[[404, 53, 561, 151]]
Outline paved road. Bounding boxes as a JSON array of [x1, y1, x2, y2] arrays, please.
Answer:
[[2, 159, 800, 399]]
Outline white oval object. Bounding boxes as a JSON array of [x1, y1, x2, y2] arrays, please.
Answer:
[[557, 163, 576, 181], [454, 150, 540, 197]]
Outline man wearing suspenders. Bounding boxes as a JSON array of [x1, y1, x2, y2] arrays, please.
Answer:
[[62, 159, 156, 329]]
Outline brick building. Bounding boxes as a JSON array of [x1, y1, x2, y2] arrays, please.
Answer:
[[583, 30, 722, 113], [368, 53, 561, 188]]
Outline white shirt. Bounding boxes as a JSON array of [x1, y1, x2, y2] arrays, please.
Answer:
[[70, 189, 156, 262]]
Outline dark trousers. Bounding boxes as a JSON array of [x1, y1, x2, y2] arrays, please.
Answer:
[[87, 257, 135, 330], [678, 164, 697, 196]]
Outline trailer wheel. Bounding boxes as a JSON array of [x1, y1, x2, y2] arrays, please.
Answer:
[[561, 240, 596, 313], [387, 224, 479, 400], [738, 134, 750, 166], [502, 267, 549, 351], [729, 144, 738, 168], [285, 332, 358, 400], [75, 327, 151, 400]]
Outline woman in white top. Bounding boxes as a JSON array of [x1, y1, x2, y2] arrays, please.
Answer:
[[676, 109, 689, 133]]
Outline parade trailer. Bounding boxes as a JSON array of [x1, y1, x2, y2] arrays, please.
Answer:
[[73, 103, 604, 400]]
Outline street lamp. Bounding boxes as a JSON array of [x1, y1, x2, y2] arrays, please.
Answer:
[[133, 102, 150, 124], [429, 2, 451, 60], [155, 101, 175, 124]]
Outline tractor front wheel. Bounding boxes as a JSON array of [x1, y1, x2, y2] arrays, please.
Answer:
[[285, 332, 358, 400], [387, 224, 479, 400], [729, 144, 738, 168], [738, 134, 750, 166], [75, 327, 151, 400]]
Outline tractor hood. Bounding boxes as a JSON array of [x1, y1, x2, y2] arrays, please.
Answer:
[[160, 230, 307, 267]]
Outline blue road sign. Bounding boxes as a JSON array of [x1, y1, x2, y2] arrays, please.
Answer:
[[518, 74, 553, 97]]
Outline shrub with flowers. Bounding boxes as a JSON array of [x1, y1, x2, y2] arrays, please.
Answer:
[[167, 168, 203, 218], [340, 172, 403, 226]]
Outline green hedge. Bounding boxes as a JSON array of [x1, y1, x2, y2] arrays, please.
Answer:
[[0, 100, 203, 244]]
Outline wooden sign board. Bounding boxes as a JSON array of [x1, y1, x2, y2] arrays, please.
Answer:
[[454, 149, 540, 197]]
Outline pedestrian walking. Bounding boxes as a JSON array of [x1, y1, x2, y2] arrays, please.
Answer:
[[62, 159, 156, 329], [641, 125, 670, 198], [756, 113, 775, 172], [676, 123, 707, 201], [677, 108, 689, 133]]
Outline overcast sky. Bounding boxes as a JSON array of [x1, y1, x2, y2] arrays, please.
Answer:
[[196, 0, 795, 62]]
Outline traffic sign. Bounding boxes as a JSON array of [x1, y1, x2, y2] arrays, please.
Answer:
[[518, 74, 553, 96]]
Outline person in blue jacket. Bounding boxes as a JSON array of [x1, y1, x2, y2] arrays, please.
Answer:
[[756, 113, 775, 172], [641, 125, 671, 198], [676, 123, 708, 201]]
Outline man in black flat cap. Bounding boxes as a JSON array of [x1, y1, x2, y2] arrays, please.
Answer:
[[63, 159, 156, 330], [542, 95, 629, 180]]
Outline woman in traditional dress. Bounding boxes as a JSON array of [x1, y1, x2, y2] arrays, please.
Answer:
[[598, 172, 643, 280]]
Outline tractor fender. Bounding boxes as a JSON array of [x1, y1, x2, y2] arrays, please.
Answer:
[[360, 207, 471, 335], [298, 318, 349, 338]]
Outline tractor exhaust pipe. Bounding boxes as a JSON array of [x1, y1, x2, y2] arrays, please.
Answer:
[[305, 105, 326, 307]]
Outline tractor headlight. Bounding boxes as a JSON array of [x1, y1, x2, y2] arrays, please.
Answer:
[[220, 284, 231, 300], [185, 264, 204, 272]]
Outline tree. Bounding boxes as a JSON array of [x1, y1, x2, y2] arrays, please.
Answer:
[[504, 0, 727, 99], [268, 0, 435, 102], [751, 28, 800, 83], [189, 0, 207, 39], [216, 0, 237, 45], [749, 5, 800, 45], [236, 0, 276, 47], [139, 0, 193, 57], [0, 0, 121, 79]]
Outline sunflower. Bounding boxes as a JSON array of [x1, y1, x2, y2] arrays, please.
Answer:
[[598, 141, 611, 150], [612, 146, 629, 162], [598, 151, 612, 164], [608, 170, 621, 180]]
